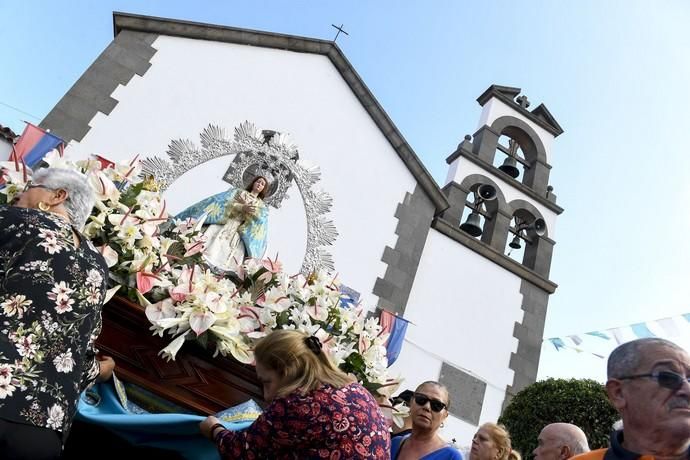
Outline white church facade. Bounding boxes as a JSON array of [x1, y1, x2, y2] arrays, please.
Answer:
[[40, 12, 564, 442]]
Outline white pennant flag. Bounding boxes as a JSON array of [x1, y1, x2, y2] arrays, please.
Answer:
[[611, 328, 627, 345], [657, 317, 681, 337]]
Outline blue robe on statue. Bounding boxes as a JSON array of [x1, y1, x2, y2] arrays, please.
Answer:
[[176, 188, 268, 270]]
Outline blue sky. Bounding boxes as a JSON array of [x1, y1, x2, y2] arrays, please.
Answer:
[[2, 0, 690, 381]]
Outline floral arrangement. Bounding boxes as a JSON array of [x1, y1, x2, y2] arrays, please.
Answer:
[[1, 152, 206, 301], [144, 258, 396, 395], [0, 152, 399, 398]]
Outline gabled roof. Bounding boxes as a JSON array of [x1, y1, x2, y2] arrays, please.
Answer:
[[110, 12, 449, 214], [530, 103, 563, 134], [476, 85, 522, 103], [476, 84, 563, 136], [0, 124, 17, 143]]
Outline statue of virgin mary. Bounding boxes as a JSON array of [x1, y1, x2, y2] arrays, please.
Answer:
[[176, 176, 269, 273]]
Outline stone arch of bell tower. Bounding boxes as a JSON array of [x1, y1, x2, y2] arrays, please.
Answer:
[[471, 115, 550, 194]]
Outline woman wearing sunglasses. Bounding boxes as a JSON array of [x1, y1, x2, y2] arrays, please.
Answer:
[[391, 381, 461, 459]]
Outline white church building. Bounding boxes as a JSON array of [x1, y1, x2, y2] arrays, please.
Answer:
[[40, 12, 564, 443]]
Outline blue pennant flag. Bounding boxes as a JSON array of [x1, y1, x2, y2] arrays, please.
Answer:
[[631, 322, 655, 338], [380, 310, 408, 367], [549, 338, 566, 351], [586, 331, 611, 340]]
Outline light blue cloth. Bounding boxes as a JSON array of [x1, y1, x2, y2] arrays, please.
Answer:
[[76, 379, 253, 460], [176, 188, 268, 258]]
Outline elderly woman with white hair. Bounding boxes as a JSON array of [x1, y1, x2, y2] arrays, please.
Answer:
[[0, 167, 115, 460]]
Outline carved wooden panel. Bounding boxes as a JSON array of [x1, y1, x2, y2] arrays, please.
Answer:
[[95, 296, 265, 414]]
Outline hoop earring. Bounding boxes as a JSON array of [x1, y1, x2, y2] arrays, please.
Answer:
[[38, 201, 50, 212]]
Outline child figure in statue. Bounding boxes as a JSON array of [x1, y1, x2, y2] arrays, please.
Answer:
[[176, 176, 269, 272]]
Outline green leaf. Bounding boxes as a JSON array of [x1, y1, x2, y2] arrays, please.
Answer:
[[166, 241, 185, 260], [276, 311, 290, 327], [197, 332, 209, 349], [120, 182, 145, 208]]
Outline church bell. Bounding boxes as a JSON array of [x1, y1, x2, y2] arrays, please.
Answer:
[[476, 184, 497, 201], [509, 235, 522, 250], [498, 157, 520, 178], [460, 212, 483, 237], [531, 218, 546, 236]]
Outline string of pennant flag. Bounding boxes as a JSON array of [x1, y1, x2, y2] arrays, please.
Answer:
[[545, 312, 690, 359]]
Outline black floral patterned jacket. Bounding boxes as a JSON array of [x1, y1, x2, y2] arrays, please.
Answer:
[[0, 205, 108, 436]]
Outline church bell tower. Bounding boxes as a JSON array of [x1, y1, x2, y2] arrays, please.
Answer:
[[441, 85, 564, 401]]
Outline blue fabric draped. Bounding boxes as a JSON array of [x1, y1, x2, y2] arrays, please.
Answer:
[[75, 379, 253, 460], [176, 189, 239, 225], [176, 188, 268, 258]]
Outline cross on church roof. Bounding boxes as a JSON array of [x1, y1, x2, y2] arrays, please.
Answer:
[[331, 23, 349, 42], [516, 95, 530, 108]]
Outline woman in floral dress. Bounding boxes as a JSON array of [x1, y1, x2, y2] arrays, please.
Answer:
[[0, 168, 114, 459], [200, 329, 390, 459]]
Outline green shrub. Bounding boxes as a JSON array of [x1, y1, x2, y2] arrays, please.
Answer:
[[498, 378, 618, 459]]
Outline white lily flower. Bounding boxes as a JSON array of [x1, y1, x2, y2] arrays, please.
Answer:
[[0, 161, 29, 183], [159, 331, 189, 362], [210, 329, 253, 364], [96, 245, 118, 268], [145, 298, 175, 323], [116, 221, 143, 248], [103, 285, 121, 304], [258, 286, 291, 312], [111, 158, 142, 183], [189, 309, 216, 336], [154, 315, 190, 330], [391, 403, 411, 428], [88, 170, 121, 202]]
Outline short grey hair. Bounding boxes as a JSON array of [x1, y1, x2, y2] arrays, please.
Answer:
[[563, 431, 590, 455], [544, 423, 590, 456], [607, 338, 685, 379], [33, 168, 95, 229]]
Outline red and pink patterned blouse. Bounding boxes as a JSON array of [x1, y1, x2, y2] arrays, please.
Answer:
[[216, 382, 390, 459]]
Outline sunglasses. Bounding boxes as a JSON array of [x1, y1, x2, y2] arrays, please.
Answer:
[[413, 392, 447, 412], [618, 370, 690, 391], [22, 181, 51, 192]]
